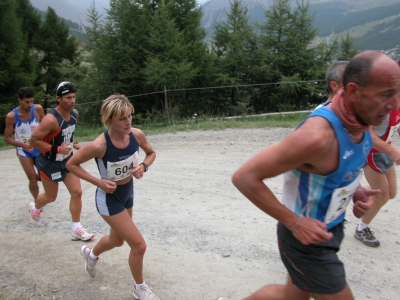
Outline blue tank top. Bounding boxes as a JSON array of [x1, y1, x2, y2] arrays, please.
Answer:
[[95, 130, 139, 180], [281, 107, 372, 230], [14, 104, 40, 156]]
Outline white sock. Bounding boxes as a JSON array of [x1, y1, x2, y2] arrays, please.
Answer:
[[72, 222, 81, 231], [357, 221, 369, 232], [135, 282, 146, 290], [33, 204, 40, 212], [89, 249, 98, 260]]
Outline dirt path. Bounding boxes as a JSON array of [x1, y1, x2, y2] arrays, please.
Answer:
[[1, 128, 399, 300]]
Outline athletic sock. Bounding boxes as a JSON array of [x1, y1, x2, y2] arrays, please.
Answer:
[[89, 249, 99, 260], [135, 282, 146, 290], [33, 205, 40, 213], [357, 221, 369, 232], [72, 222, 81, 231]]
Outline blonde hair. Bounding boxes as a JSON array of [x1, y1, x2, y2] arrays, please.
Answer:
[[100, 94, 134, 126]]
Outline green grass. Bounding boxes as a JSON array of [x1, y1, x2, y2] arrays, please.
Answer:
[[0, 112, 309, 150], [139, 112, 309, 135]]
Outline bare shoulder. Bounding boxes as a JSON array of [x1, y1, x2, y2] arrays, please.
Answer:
[[284, 116, 339, 173], [4, 110, 15, 127], [92, 133, 107, 147], [34, 104, 45, 120], [80, 133, 107, 157], [291, 116, 336, 153], [131, 127, 144, 135], [41, 112, 57, 124], [34, 104, 44, 111], [131, 127, 147, 142], [36, 112, 59, 132], [5, 110, 15, 120]]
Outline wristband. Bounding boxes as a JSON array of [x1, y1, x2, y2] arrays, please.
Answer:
[[57, 146, 61, 153]]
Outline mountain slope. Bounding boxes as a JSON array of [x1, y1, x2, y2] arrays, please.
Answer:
[[200, 0, 400, 50], [29, 0, 109, 25], [29, 0, 400, 50]]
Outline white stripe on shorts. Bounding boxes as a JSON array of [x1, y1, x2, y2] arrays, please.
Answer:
[[96, 188, 110, 216]]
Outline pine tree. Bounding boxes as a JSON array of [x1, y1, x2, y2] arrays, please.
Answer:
[[34, 7, 79, 106], [15, 0, 41, 48], [0, 0, 30, 103], [143, 0, 198, 118], [257, 0, 334, 111], [166, 0, 212, 117], [211, 0, 257, 115], [82, 0, 209, 120], [337, 31, 359, 60]]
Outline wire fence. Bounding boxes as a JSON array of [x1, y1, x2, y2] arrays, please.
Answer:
[[1, 79, 326, 119]]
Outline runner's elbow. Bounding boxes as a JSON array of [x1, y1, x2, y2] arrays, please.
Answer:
[[232, 169, 246, 189]]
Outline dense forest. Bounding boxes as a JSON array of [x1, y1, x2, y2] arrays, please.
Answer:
[[0, 0, 359, 133]]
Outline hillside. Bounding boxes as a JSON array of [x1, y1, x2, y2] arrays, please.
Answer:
[[201, 0, 400, 50], [34, 7, 87, 43], [29, 0, 400, 51], [29, 0, 109, 25]]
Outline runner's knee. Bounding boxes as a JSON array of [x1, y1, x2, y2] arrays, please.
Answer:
[[26, 173, 38, 184], [44, 195, 57, 203], [129, 239, 147, 255], [70, 188, 82, 199], [374, 190, 390, 207]]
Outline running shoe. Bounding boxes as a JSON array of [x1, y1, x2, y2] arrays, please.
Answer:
[[28, 202, 41, 225], [133, 284, 160, 300], [71, 226, 95, 241], [354, 227, 380, 247], [80, 246, 98, 278]]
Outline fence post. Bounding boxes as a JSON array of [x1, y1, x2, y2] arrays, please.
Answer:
[[164, 85, 170, 123]]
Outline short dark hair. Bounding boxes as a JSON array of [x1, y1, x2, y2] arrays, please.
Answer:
[[18, 87, 34, 99], [55, 81, 76, 97], [342, 51, 382, 89], [326, 61, 348, 92]]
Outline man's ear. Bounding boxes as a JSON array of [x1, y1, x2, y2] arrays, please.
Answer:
[[329, 81, 338, 93], [344, 82, 360, 102]]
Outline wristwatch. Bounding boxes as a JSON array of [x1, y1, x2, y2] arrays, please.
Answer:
[[140, 162, 149, 172]]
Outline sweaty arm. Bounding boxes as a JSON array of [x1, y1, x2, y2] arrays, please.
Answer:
[[232, 117, 336, 245]]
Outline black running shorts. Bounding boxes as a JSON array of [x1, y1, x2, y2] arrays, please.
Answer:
[[95, 179, 134, 216], [36, 154, 70, 182], [277, 221, 346, 294]]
